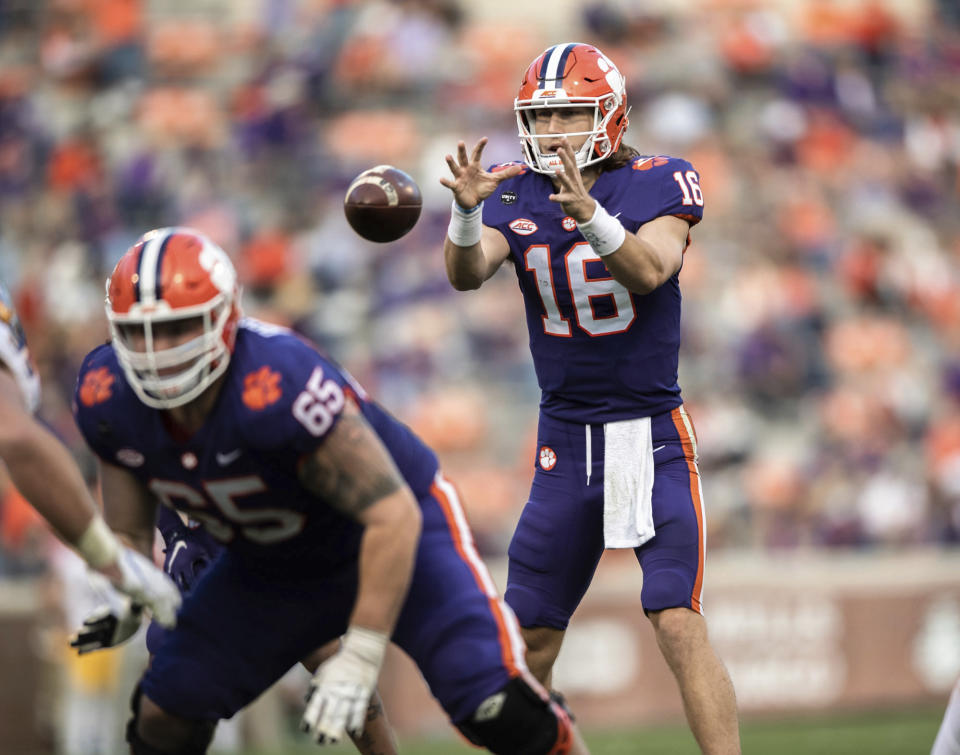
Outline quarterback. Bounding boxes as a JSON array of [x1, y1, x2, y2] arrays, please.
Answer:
[[442, 42, 740, 754]]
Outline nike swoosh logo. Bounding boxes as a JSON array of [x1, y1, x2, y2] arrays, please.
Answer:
[[216, 449, 242, 466], [652, 445, 666, 453], [166, 540, 187, 575]]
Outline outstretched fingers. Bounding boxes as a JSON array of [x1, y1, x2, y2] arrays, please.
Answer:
[[493, 163, 524, 184], [557, 141, 579, 180], [442, 153, 462, 181], [470, 137, 488, 165]]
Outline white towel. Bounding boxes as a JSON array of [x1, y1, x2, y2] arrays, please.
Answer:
[[603, 417, 656, 549]]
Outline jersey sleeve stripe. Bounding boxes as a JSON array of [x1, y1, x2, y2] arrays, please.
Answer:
[[430, 473, 529, 679], [669, 406, 706, 614]]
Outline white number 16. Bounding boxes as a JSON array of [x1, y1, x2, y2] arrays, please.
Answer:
[[673, 170, 703, 206]]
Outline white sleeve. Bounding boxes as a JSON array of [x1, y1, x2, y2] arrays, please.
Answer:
[[0, 320, 41, 415]]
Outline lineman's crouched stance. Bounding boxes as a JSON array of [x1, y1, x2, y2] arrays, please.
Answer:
[[125, 673, 573, 755]]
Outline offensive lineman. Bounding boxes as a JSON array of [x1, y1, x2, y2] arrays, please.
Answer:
[[73, 228, 582, 754]]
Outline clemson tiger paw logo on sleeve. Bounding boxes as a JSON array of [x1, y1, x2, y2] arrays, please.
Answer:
[[242, 366, 282, 410], [79, 367, 115, 406], [633, 156, 669, 171]]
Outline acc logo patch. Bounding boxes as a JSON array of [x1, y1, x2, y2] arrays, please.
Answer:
[[501, 191, 518, 205], [79, 367, 115, 407], [242, 366, 283, 410], [539, 445, 557, 471], [509, 218, 538, 236], [562, 216, 577, 232]]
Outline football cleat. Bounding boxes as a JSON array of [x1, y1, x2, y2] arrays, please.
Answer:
[[515, 42, 630, 175], [105, 228, 241, 409]]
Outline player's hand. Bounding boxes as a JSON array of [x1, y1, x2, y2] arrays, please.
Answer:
[[301, 627, 388, 744], [95, 544, 181, 628], [548, 138, 596, 222], [70, 574, 144, 653], [440, 138, 522, 209]]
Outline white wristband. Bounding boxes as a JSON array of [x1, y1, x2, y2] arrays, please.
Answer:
[[578, 201, 626, 257], [447, 200, 483, 247], [75, 516, 120, 569], [342, 626, 389, 673]]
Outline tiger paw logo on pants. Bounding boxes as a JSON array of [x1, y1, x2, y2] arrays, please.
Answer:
[[539, 446, 557, 471]]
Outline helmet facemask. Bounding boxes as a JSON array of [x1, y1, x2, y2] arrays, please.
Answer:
[[515, 95, 624, 174], [108, 294, 234, 410]]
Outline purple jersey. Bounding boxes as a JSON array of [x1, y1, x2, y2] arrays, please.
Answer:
[[483, 155, 703, 423], [73, 318, 439, 569], [74, 320, 527, 723]]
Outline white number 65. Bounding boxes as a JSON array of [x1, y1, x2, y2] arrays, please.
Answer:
[[292, 367, 345, 436]]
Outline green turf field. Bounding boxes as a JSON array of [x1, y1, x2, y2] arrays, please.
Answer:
[[243, 705, 945, 754]]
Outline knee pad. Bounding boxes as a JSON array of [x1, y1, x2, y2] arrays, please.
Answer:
[[126, 684, 215, 755], [456, 677, 574, 755]]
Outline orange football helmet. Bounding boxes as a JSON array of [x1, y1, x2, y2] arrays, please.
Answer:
[[105, 227, 241, 409], [515, 43, 630, 174]]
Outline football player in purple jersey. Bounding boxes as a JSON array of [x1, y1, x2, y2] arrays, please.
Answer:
[[72, 227, 582, 754], [73, 504, 401, 755], [442, 42, 740, 754], [0, 281, 180, 627]]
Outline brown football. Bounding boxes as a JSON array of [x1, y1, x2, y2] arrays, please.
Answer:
[[344, 165, 422, 243]]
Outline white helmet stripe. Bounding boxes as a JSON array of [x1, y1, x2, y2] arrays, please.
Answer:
[[538, 42, 578, 89], [136, 229, 171, 305]]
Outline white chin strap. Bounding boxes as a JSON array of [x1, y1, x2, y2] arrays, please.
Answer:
[[533, 140, 594, 174], [538, 152, 565, 173]]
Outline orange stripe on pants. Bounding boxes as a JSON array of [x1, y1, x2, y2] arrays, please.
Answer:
[[430, 478, 524, 677], [669, 407, 705, 613]]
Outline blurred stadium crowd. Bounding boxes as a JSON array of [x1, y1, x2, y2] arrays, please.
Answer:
[[1, 0, 959, 577]]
